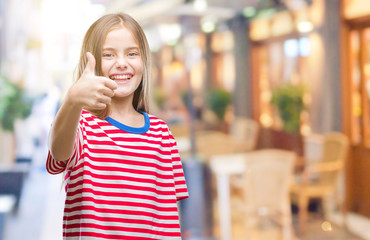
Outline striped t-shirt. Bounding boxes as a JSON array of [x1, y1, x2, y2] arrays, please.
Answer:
[[46, 110, 189, 240]]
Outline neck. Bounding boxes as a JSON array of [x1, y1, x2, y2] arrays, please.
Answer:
[[108, 98, 145, 128], [110, 96, 137, 117]]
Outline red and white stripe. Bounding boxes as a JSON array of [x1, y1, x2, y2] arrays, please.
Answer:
[[47, 110, 188, 239]]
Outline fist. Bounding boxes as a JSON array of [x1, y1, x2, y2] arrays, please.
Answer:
[[68, 52, 118, 110]]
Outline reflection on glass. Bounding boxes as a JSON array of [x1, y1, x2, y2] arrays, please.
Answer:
[[284, 39, 299, 58], [299, 37, 311, 57], [350, 30, 362, 144], [349, 27, 370, 147], [364, 28, 370, 146]]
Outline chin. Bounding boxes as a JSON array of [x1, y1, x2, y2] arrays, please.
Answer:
[[113, 91, 135, 98]]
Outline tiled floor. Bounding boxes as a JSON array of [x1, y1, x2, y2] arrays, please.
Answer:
[[211, 193, 367, 240], [223, 213, 364, 240], [1, 163, 369, 240], [2, 166, 65, 240]]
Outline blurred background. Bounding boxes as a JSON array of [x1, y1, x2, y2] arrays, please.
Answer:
[[0, 0, 370, 239]]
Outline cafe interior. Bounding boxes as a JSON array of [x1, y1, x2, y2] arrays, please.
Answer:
[[0, 0, 370, 239]]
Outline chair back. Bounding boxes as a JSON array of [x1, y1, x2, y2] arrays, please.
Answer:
[[242, 149, 295, 216], [316, 132, 349, 186], [303, 133, 324, 164], [231, 117, 260, 152]]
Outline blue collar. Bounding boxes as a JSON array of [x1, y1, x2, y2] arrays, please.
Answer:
[[105, 112, 150, 134]]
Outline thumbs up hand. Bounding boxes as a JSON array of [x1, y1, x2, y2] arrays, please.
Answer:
[[66, 52, 118, 110]]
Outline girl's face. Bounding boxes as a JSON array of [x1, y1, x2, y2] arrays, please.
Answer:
[[101, 26, 143, 100]]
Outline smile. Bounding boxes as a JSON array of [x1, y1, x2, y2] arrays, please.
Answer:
[[109, 74, 132, 80]]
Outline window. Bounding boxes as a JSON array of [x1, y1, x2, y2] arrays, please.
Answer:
[[349, 27, 370, 147], [253, 36, 312, 134]]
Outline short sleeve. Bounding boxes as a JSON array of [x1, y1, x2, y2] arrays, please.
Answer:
[[46, 122, 83, 175], [169, 133, 189, 201]]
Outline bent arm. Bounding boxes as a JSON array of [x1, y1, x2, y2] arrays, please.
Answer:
[[48, 52, 117, 162]]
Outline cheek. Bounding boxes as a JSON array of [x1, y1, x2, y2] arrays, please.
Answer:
[[133, 59, 144, 73], [101, 63, 110, 77], [101, 59, 116, 75]]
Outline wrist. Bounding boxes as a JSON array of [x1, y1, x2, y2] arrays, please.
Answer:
[[65, 88, 84, 111]]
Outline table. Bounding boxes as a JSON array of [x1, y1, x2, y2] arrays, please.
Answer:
[[176, 130, 245, 160], [209, 153, 247, 240]]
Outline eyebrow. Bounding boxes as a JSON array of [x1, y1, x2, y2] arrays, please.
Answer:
[[102, 46, 139, 51]]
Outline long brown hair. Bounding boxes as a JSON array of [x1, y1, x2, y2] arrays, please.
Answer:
[[76, 13, 151, 119]]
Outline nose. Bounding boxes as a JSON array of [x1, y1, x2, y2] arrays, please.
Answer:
[[115, 56, 127, 68]]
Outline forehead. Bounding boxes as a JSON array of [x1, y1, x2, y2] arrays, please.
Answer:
[[104, 26, 138, 47]]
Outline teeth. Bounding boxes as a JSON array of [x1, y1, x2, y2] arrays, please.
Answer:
[[111, 75, 131, 80]]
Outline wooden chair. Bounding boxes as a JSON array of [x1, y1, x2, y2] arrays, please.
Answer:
[[196, 131, 241, 160], [239, 149, 296, 240], [230, 117, 260, 152], [196, 117, 260, 160], [228, 117, 261, 203], [303, 133, 324, 165], [290, 132, 349, 234]]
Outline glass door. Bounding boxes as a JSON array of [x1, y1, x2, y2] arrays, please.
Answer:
[[349, 27, 370, 147]]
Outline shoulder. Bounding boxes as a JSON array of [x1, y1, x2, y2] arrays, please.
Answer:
[[80, 110, 104, 125], [147, 113, 168, 125], [147, 113, 172, 132]]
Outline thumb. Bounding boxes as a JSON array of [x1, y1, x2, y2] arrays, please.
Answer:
[[84, 52, 96, 75]]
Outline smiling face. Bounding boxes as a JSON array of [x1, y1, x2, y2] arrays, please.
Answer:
[[101, 26, 143, 100]]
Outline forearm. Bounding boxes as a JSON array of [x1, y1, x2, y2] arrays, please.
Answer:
[[48, 97, 83, 162], [48, 51, 116, 161]]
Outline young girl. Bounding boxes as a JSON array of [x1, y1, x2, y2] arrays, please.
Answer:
[[46, 13, 189, 239]]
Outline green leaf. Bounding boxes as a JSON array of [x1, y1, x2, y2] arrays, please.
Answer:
[[0, 75, 34, 131], [271, 83, 307, 133], [207, 88, 231, 121]]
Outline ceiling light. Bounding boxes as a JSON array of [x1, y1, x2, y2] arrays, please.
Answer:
[[193, 0, 207, 12], [158, 24, 182, 46], [242, 7, 256, 18], [201, 16, 217, 33], [297, 21, 313, 33]]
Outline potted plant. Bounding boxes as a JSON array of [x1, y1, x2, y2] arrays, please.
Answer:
[[207, 88, 231, 121], [0, 75, 34, 164], [271, 82, 307, 133], [205, 88, 231, 132], [0, 75, 34, 212]]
